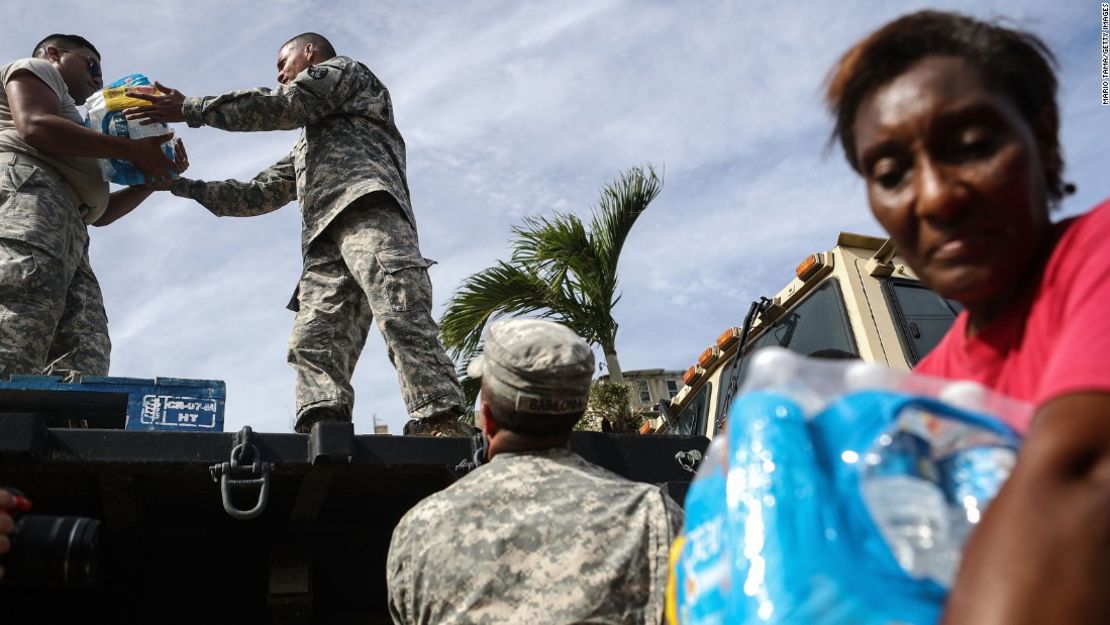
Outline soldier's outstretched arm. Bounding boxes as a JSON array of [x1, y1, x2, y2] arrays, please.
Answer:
[[124, 57, 357, 132], [167, 152, 296, 218]]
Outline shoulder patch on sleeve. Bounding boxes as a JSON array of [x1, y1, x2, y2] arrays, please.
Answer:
[[308, 66, 328, 80]]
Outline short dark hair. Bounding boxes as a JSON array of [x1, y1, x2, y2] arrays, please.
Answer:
[[483, 384, 584, 436], [826, 10, 1070, 205], [33, 34, 100, 60], [282, 32, 336, 60]]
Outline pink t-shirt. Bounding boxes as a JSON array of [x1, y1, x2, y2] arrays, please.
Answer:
[[915, 199, 1110, 433]]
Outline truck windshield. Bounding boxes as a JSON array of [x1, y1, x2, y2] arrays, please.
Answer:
[[673, 383, 711, 436], [883, 279, 961, 365], [712, 280, 858, 430]]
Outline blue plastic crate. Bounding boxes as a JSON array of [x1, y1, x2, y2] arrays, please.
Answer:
[[0, 375, 225, 431]]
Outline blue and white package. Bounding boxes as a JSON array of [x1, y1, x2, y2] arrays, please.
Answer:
[[671, 347, 1027, 625], [84, 73, 176, 186]]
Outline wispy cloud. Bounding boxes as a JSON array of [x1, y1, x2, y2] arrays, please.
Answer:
[[3, 0, 1106, 434]]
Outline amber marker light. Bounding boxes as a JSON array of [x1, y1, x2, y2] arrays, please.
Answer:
[[796, 254, 822, 281], [716, 327, 740, 350]]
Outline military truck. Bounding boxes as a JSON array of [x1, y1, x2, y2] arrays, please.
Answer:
[[0, 380, 707, 624], [648, 232, 961, 438]]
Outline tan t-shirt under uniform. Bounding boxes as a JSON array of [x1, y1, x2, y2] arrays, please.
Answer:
[[0, 57, 108, 223]]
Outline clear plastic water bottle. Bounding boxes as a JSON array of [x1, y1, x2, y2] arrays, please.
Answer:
[[861, 430, 958, 586], [938, 444, 1017, 547]]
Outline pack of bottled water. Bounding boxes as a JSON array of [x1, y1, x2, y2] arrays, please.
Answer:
[[84, 73, 176, 186], [669, 347, 1027, 625]]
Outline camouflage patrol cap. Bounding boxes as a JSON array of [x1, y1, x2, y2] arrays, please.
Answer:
[[467, 319, 595, 417]]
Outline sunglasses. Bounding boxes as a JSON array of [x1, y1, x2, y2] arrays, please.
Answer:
[[56, 47, 102, 79]]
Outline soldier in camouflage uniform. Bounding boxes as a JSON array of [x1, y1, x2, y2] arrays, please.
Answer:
[[0, 34, 178, 381], [126, 33, 466, 434], [386, 319, 684, 625]]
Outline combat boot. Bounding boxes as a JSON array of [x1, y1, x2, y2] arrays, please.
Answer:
[[403, 408, 478, 437], [295, 406, 349, 434]]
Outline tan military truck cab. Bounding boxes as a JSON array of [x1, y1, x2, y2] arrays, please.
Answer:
[[654, 232, 961, 438]]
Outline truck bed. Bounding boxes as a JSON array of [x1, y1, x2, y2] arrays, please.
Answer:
[[0, 414, 706, 624]]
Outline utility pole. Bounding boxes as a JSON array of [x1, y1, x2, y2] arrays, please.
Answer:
[[372, 413, 388, 435]]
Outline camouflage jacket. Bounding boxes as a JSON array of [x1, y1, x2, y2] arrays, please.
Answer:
[[169, 56, 414, 256], [386, 447, 683, 625]]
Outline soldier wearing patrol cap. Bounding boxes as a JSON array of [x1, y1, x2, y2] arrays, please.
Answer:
[[386, 318, 683, 625]]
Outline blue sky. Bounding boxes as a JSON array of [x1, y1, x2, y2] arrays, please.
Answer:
[[5, 1, 1107, 434]]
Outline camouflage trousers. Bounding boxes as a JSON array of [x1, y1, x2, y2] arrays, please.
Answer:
[[0, 153, 110, 380], [289, 191, 463, 422]]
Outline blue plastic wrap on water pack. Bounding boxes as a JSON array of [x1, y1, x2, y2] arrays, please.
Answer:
[[671, 347, 1025, 625], [84, 73, 176, 186]]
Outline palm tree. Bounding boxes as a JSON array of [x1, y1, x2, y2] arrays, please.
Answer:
[[440, 165, 663, 388]]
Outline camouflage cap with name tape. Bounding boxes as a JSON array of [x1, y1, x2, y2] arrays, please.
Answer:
[[467, 319, 594, 424]]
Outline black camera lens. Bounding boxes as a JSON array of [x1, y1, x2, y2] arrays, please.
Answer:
[[3, 515, 100, 587]]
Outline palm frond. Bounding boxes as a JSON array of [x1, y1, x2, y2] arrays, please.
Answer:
[[511, 213, 596, 279], [439, 262, 552, 359], [440, 164, 662, 382], [590, 165, 663, 280]]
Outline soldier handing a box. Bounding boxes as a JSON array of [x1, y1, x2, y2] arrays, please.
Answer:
[[126, 33, 468, 436]]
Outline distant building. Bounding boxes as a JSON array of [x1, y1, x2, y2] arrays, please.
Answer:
[[371, 415, 389, 435], [597, 368, 685, 415]]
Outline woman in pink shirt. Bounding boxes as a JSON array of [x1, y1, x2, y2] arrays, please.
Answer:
[[826, 10, 1110, 625]]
